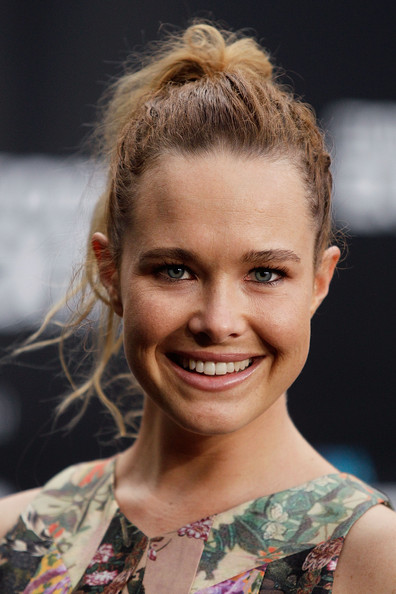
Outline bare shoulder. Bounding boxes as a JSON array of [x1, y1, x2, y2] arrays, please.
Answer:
[[0, 488, 41, 540], [333, 503, 396, 593]]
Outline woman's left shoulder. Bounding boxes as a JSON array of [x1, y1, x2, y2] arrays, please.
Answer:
[[333, 503, 396, 593]]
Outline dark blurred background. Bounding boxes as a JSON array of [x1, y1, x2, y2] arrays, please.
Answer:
[[1, 1, 395, 494]]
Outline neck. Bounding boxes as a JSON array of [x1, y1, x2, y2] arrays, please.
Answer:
[[116, 394, 332, 506]]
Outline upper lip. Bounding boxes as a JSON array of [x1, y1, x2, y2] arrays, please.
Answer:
[[168, 351, 263, 363]]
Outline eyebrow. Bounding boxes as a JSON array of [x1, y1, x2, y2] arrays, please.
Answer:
[[139, 247, 301, 266], [241, 249, 301, 265], [138, 247, 200, 265]]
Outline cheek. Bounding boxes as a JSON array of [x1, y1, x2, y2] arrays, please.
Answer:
[[253, 295, 312, 356], [121, 286, 187, 367]]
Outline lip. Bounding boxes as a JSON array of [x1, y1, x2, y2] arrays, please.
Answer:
[[166, 354, 264, 392]]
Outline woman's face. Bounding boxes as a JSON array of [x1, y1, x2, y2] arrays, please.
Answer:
[[96, 151, 339, 436]]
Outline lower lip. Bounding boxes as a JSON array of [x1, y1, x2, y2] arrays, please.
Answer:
[[166, 357, 263, 392]]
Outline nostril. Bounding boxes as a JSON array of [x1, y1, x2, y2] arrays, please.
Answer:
[[187, 315, 244, 345]]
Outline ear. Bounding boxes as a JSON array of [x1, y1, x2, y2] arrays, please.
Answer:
[[310, 246, 340, 317], [92, 232, 123, 317]]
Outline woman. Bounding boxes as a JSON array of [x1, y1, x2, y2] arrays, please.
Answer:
[[0, 22, 395, 593]]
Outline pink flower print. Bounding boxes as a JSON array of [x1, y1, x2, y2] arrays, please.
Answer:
[[23, 564, 71, 594], [195, 569, 252, 593], [326, 558, 338, 572], [302, 536, 344, 571], [84, 569, 119, 585], [177, 517, 212, 541], [43, 576, 72, 594], [148, 536, 170, 561], [88, 543, 115, 567]]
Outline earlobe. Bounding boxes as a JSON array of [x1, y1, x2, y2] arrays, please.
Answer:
[[310, 246, 340, 317], [92, 232, 123, 317]]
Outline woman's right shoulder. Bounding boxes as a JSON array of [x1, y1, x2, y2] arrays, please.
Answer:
[[0, 487, 41, 539], [0, 457, 115, 541]]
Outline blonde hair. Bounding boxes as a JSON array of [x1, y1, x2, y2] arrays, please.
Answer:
[[21, 22, 335, 436]]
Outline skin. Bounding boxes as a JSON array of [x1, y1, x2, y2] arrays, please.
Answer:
[[94, 150, 342, 531], [101, 152, 338, 439], [1, 150, 395, 591]]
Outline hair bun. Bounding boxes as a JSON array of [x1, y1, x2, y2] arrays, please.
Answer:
[[99, 23, 274, 157], [156, 23, 273, 87]]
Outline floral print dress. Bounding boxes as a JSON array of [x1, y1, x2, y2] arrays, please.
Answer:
[[0, 458, 390, 593]]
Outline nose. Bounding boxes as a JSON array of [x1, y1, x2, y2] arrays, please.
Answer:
[[187, 281, 247, 344]]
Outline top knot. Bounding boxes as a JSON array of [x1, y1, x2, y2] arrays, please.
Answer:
[[98, 22, 274, 156], [155, 23, 273, 87]]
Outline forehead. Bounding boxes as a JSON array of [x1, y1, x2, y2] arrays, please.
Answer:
[[129, 151, 314, 256]]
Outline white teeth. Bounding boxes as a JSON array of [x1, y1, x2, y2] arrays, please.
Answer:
[[204, 362, 216, 375], [215, 362, 227, 375], [180, 357, 252, 375]]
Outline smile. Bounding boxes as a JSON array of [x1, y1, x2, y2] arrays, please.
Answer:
[[167, 353, 262, 392], [180, 357, 253, 375]]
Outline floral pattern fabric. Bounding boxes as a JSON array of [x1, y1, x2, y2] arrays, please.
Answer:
[[0, 458, 390, 593]]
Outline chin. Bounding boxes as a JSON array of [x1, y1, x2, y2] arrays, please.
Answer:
[[156, 393, 279, 438]]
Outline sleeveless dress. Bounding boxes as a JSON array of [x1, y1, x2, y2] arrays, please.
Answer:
[[0, 457, 391, 593]]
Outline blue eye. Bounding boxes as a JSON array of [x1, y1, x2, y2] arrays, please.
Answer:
[[166, 266, 187, 279], [251, 268, 282, 283], [254, 269, 272, 282], [155, 263, 193, 282]]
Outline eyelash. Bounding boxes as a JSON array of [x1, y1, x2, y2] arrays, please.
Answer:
[[154, 262, 287, 285], [154, 262, 194, 282], [247, 266, 287, 286]]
